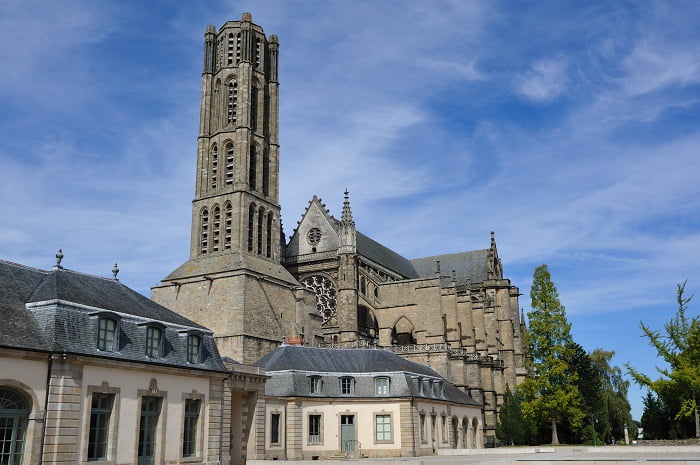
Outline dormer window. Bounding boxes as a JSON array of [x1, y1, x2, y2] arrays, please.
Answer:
[[340, 377, 354, 395], [145, 326, 163, 358], [309, 376, 322, 395], [97, 317, 117, 352], [375, 377, 390, 396], [187, 334, 201, 364]]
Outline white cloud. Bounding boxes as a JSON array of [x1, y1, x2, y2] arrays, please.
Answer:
[[515, 57, 569, 102]]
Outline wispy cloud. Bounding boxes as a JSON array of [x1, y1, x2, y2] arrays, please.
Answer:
[[515, 57, 569, 102]]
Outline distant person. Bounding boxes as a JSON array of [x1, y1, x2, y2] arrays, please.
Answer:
[[611, 435, 616, 445]]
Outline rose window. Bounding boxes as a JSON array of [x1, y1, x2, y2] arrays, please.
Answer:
[[307, 227, 322, 245], [301, 275, 337, 323]]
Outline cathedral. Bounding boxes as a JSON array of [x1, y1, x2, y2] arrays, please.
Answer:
[[151, 12, 527, 439]]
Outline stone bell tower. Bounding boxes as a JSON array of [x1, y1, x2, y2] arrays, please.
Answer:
[[193, 12, 280, 259], [153, 13, 320, 364]]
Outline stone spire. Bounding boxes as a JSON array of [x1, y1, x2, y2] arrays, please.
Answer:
[[338, 189, 356, 255], [340, 189, 355, 227]]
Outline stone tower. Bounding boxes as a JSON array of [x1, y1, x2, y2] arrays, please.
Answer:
[[152, 13, 320, 364]]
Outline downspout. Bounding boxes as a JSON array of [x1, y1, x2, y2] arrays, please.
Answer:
[[411, 398, 417, 457], [39, 352, 54, 465]]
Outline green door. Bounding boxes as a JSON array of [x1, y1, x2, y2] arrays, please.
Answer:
[[340, 414, 355, 452], [138, 397, 161, 465]]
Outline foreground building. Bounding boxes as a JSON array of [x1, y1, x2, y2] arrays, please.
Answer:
[[151, 13, 528, 441], [0, 255, 265, 465], [249, 346, 482, 459]]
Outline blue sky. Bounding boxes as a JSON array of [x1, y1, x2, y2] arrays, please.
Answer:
[[1, 0, 699, 421]]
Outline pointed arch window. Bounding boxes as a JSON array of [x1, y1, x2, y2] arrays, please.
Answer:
[[262, 150, 270, 196], [247, 204, 255, 252], [225, 143, 234, 185], [210, 145, 218, 190], [227, 33, 234, 65], [227, 82, 238, 125], [200, 208, 209, 254], [224, 202, 232, 250], [266, 214, 273, 258], [212, 205, 221, 252], [250, 85, 258, 133], [257, 207, 264, 254], [249, 145, 257, 190]]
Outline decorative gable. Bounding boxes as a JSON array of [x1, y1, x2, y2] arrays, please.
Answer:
[[286, 196, 340, 257]]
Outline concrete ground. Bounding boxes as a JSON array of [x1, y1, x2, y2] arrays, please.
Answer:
[[250, 445, 700, 465]]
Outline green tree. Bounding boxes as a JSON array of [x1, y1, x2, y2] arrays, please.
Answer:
[[627, 281, 700, 439], [590, 349, 634, 442], [496, 386, 535, 445], [640, 391, 672, 439], [521, 264, 585, 444]]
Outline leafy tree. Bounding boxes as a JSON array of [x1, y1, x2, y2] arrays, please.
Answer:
[[496, 386, 535, 445], [627, 281, 700, 439], [521, 264, 585, 444]]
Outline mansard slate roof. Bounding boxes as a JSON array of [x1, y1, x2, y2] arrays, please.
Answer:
[[255, 345, 479, 406], [411, 249, 490, 287], [0, 259, 226, 372]]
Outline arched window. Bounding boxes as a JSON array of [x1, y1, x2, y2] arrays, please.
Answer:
[[225, 143, 234, 185], [0, 388, 29, 464], [210, 145, 218, 190], [360, 277, 366, 295], [212, 205, 221, 252], [250, 85, 258, 133], [257, 207, 264, 254], [227, 33, 234, 65], [249, 145, 257, 190], [247, 204, 255, 252], [227, 82, 238, 125], [200, 208, 209, 254], [262, 150, 270, 196], [224, 203, 232, 250], [235, 33, 241, 63], [266, 214, 273, 258]]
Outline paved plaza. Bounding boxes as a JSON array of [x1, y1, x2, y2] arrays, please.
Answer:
[[250, 445, 700, 465]]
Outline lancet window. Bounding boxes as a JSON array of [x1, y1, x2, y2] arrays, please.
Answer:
[[225, 143, 234, 185], [210, 145, 218, 190], [257, 207, 264, 255], [224, 203, 232, 249], [227, 33, 234, 65], [247, 204, 255, 252], [200, 208, 209, 254], [262, 150, 270, 196], [266, 214, 273, 258], [227, 82, 238, 125], [212, 205, 221, 252], [249, 146, 257, 190]]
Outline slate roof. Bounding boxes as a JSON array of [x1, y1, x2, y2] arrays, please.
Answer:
[[411, 249, 490, 288], [255, 346, 479, 406], [356, 231, 419, 279], [0, 259, 226, 372]]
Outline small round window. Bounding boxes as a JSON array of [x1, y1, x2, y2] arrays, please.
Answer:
[[307, 228, 322, 245]]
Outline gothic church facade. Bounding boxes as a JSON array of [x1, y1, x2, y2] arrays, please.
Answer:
[[152, 13, 527, 440]]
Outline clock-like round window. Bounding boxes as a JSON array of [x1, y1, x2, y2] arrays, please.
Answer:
[[301, 275, 336, 323], [307, 228, 322, 245]]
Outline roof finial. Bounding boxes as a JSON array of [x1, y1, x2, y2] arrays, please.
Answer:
[[54, 249, 64, 270], [435, 259, 441, 277], [341, 189, 355, 227], [490, 231, 496, 247], [112, 263, 119, 281]]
